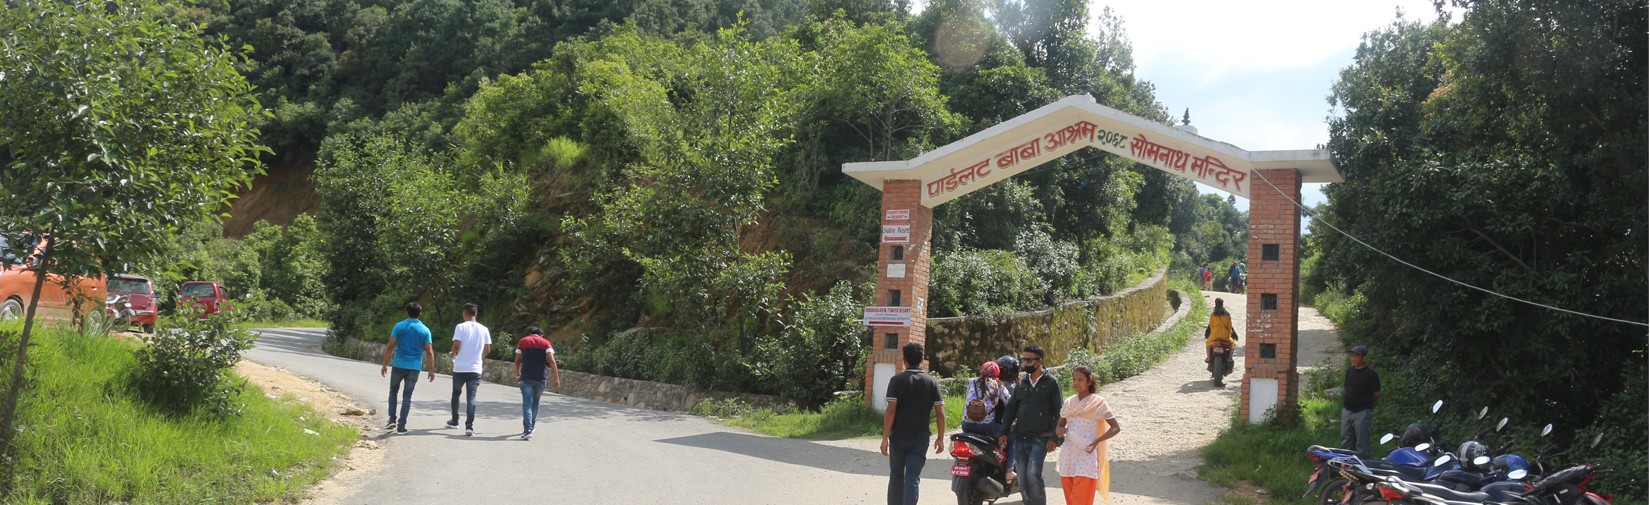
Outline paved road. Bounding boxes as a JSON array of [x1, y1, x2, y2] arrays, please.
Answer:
[[247, 328, 1067, 504]]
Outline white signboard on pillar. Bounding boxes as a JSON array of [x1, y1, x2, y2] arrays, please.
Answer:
[[1249, 377, 1279, 423], [884, 209, 910, 221], [881, 225, 910, 244], [863, 306, 913, 326], [887, 263, 906, 278], [872, 362, 897, 413]]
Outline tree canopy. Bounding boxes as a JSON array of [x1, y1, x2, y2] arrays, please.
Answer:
[[0, 0, 266, 479], [1314, 0, 1646, 490]]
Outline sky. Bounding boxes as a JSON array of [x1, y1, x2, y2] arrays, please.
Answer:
[[1091, 0, 1454, 214]]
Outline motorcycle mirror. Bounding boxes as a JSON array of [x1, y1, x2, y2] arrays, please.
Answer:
[[1590, 433, 1602, 448], [1496, 418, 1508, 431], [1415, 443, 1431, 452], [1434, 454, 1452, 467], [1477, 407, 1489, 419], [1541, 424, 1553, 437], [1509, 469, 1528, 480], [1431, 400, 1444, 414], [1474, 456, 1491, 466], [1381, 433, 1397, 444]]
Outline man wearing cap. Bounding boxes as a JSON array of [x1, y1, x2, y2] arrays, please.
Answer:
[[1341, 345, 1381, 456]]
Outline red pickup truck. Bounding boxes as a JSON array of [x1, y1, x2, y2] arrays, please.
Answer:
[[178, 281, 229, 317]]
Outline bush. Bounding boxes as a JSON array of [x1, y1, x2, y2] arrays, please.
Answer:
[[756, 281, 866, 408], [134, 307, 256, 417], [928, 249, 1040, 317]]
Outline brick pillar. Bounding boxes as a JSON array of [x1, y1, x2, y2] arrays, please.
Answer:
[[1240, 169, 1303, 423], [864, 180, 934, 410]]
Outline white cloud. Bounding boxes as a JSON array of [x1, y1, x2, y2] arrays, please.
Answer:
[[1099, 0, 1446, 84]]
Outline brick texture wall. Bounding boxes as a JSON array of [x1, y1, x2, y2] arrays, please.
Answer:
[[864, 180, 935, 405], [1241, 169, 1303, 422]]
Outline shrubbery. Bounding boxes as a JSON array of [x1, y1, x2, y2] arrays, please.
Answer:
[[133, 307, 256, 417]]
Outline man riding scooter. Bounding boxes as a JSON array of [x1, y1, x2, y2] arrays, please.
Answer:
[[1204, 298, 1238, 387]]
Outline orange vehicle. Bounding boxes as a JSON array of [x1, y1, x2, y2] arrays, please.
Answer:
[[0, 235, 106, 323]]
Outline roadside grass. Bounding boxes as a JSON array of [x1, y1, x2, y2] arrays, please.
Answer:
[[238, 318, 330, 330], [1199, 356, 1369, 504], [0, 323, 355, 503], [710, 283, 1205, 440], [696, 396, 883, 439]]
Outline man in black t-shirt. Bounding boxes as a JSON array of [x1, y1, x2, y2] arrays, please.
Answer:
[[1341, 345, 1382, 456], [880, 342, 945, 505]]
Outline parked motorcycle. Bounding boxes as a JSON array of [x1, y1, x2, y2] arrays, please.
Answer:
[[1208, 341, 1235, 387], [104, 293, 134, 329], [949, 432, 1019, 505]]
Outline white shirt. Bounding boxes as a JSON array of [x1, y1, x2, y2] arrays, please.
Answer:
[[451, 320, 491, 374]]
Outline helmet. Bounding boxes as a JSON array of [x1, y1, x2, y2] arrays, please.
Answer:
[[994, 355, 1021, 383], [979, 361, 1000, 379], [1458, 441, 1490, 471], [1399, 423, 1436, 447], [1492, 454, 1529, 474]]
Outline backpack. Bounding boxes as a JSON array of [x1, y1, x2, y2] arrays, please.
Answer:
[[965, 378, 1000, 423]]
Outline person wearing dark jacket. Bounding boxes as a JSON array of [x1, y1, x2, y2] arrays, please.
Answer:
[[998, 344, 1063, 505]]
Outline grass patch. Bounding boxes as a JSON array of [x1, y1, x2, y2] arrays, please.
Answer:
[[697, 396, 883, 439], [0, 323, 355, 503]]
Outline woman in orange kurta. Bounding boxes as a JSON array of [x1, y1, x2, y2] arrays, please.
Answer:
[[1056, 366, 1122, 504]]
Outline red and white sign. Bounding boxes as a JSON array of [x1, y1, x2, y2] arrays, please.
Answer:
[[863, 306, 913, 326], [881, 225, 910, 244], [884, 209, 910, 221]]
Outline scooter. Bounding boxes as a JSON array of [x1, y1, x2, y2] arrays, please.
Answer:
[[949, 432, 1019, 505], [1208, 341, 1235, 387]]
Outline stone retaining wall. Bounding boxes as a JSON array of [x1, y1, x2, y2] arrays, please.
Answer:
[[925, 268, 1170, 376], [328, 339, 786, 413]]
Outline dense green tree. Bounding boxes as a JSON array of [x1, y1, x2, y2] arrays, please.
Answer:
[[0, 0, 266, 481], [1316, 1, 1645, 491]]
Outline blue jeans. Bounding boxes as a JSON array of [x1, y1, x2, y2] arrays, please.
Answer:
[[387, 367, 419, 429], [449, 372, 481, 429], [519, 379, 547, 433], [1012, 435, 1051, 505], [887, 436, 927, 505]]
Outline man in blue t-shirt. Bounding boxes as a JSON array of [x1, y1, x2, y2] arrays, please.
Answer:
[[379, 302, 435, 434]]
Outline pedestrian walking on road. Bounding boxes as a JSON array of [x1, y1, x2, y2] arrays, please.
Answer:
[[380, 302, 435, 435], [1341, 345, 1382, 456], [1201, 264, 1213, 290], [880, 342, 945, 505], [513, 326, 560, 441], [1057, 366, 1121, 504], [447, 302, 491, 436], [999, 344, 1063, 505]]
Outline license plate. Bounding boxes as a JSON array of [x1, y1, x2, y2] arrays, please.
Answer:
[[951, 464, 971, 477]]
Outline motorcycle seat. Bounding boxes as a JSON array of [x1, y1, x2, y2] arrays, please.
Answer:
[[1403, 481, 1492, 503], [951, 432, 998, 448]]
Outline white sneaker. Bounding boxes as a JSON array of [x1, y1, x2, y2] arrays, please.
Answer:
[[521, 432, 532, 441], [445, 421, 459, 429], [465, 429, 474, 437]]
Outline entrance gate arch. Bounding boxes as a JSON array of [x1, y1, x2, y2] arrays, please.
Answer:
[[844, 94, 1341, 423]]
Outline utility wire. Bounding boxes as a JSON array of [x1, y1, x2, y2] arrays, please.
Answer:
[[1248, 169, 1650, 328]]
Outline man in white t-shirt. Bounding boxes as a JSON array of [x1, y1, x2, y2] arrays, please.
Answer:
[[446, 302, 491, 436]]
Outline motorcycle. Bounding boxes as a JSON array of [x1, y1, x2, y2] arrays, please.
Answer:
[[949, 432, 1019, 505], [1208, 341, 1235, 387], [104, 293, 134, 329]]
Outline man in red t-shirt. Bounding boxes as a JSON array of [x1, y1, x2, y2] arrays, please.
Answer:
[[513, 326, 560, 440]]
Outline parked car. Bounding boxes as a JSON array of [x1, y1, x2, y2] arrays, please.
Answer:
[[177, 281, 228, 317], [0, 234, 106, 324], [106, 274, 158, 333]]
